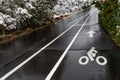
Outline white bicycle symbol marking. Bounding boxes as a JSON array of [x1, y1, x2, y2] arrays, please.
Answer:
[[79, 47, 107, 65]]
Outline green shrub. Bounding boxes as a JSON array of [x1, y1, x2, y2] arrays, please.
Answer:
[[95, 0, 120, 46]]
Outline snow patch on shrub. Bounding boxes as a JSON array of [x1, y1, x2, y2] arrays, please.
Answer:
[[53, 0, 83, 19]]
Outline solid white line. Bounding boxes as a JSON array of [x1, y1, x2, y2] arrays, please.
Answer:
[[45, 15, 90, 80], [0, 14, 87, 80]]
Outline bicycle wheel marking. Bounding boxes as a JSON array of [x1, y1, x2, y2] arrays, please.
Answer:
[[79, 56, 89, 65], [79, 47, 107, 66], [96, 56, 107, 66]]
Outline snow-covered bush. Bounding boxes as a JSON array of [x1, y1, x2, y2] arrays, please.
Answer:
[[0, 0, 91, 35], [0, 14, 6, 27], [53, 0, 83, 19], [0, 0, 57, 35], [0, 12, 16, 32], [0, 14, 6, 35]]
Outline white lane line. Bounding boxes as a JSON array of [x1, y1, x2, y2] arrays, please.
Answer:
[[45, 15, 90, 80], [0, 14, 88, 80]]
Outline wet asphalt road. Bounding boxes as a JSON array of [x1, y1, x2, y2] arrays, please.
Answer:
[[0, 6, 120, 80]]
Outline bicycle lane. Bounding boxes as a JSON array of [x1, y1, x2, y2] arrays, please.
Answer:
[[0, 11, 90, 80], [50, 7, 120, 80]]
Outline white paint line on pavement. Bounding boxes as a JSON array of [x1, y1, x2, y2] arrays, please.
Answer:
[[87, 31, 96, 38], [0, 13, 89, 80], [45, 15, 90, 80]]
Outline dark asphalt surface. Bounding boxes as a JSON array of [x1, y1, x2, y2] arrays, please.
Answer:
[[0, 6, 120, 80]]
